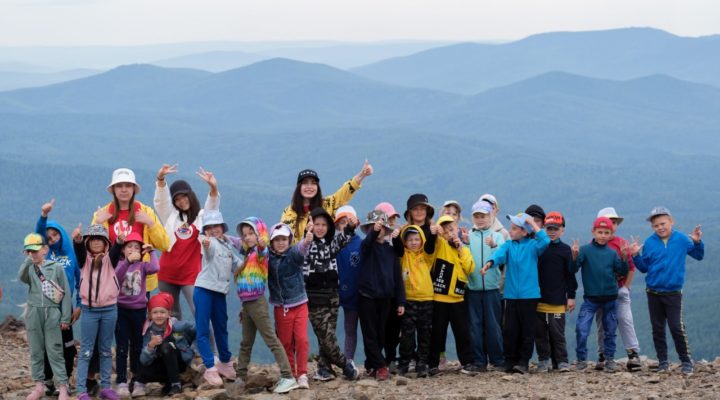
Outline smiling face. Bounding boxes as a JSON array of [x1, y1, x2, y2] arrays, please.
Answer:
[[173, 193, 190, 212], [442, 205, 460, 222], [312, 216, 329, 239], [409, 205, 428, 225], [592, 227, 613, 245], [271, 236, 290, 254], [300, 178, 319, 200], [26, 246, 49, 264], [46, 228, 61, 246], [113, 182, 136, 205], [150, 307, 170, 326], [651, 215, 674, 239], [440, 221, 458, 241]]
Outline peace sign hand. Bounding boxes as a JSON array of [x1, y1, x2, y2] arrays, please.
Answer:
[[629, 236, 643, 256], [690, 225, 702, 243], [197, 167, 217, 190], [157, 164, 177, 180]]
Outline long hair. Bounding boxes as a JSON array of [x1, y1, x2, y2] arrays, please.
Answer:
[[290, 182, 323, 231], [109, 192, 136, 225], [176, 191, 201, 225]]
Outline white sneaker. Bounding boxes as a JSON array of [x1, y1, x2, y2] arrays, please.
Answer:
[[272, 377, 299, 394], [131, 382, 146, 397], [297, 374, 309, 389], [116, 383, 130, 398]]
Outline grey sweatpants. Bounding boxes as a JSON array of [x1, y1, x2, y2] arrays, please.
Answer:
[[27, 306, 68, 384], [597, 286, 640, 354]]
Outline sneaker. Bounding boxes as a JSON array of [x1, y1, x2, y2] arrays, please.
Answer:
[[343, 360, 359, 380], [605, 359, 619, 373], [365, 368, 377, 378], [595, 354, 605, 371], [576, 360, 588, 371], [557, 362, 571, 372], [203, 366, 224, 386], [415, 364, 428, 378], [536, 359, 551, 373], [428, 367, 442, 377], [681, 361, 694, 376], [297, 374, 310, 389], [626, 350, 642, 372], [44, 380, 58, 396], [131, 382, 146, 397], [460, 364, 481, 375], [116, 382, 130, 398], [439, 352, 447, 369], [57, 384, 70, 400], [512, 364, 528, 374], [27, 382, 45, 400], [313, 367, 335, 381], [273, 377, 300, 394], [656, 360, 670, 374], [167, 383, 182, 396], [397, 364, 409, 375], [99, 388, 120, 400], [388, 361, 399, 375], [216, 360, 237, 380], [376, 367, 390, 381]]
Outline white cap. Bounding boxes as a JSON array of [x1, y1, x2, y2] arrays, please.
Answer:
[[334, 205, 358, 223], [597, 207, 624, 225], [270, 224, 293, 241], [479, 193, 498, 208], [442, 200, 462, 213], [107, 168, 141, 194]]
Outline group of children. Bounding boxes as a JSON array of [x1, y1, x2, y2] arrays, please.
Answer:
[[18, 165, 706, 400]]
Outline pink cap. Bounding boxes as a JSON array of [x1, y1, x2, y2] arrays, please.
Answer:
[[375, 202, 400, 218]]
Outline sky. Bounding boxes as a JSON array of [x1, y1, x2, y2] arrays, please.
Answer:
[[0, 0, 719, 46]]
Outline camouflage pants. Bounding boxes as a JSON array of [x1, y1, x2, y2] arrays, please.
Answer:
[[308, 292, 348, 371], [399, 301, 433, 368]]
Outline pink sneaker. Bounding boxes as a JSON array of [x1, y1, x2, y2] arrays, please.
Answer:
[[203, 367, 224, 386], [57, 384, 70, 400], [26, 382, 45, 400], [216, 360, 237, 380]]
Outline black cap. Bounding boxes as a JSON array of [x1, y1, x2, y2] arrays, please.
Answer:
[[169, 180, 192, 199], [404, 193, 435, 221], [297, 169, 320, 184], [525, 204, 546, 221]]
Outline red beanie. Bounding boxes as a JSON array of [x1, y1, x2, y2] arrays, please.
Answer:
[[147, 292, 174, 312], [593, 216, 615, 231]]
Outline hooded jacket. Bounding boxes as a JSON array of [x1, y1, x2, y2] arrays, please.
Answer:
[[36, 216, 81, 307], [302, 207, 355, 296], [140, 317, 196, 366], [18, 257, 72, 324], [280, 178, 362, 243], [235, 217, 270, 302], [268, 224, 310, 307], [396, 225, 435, 302], [357, 228, 405, 303], [196, 233, 244, 295], [431, 235, 475, 303], [74, 240, 121, 308], [467, 227, 505, 291], [489, 229, 550, 299], [633, 230, 704, 292]]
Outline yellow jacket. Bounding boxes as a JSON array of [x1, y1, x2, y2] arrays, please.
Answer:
[[399, 225, 435, 302], [92, 201, 170, 292], [280, 178, 361, 243], [431, 236, 475, 303]]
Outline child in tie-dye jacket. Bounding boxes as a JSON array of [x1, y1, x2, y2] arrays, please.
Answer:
[[234, 217, 299, 394]]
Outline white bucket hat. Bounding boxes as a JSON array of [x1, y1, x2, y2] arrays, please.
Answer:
[[597, 207, 624, 225], [107, 168, 141, 194]]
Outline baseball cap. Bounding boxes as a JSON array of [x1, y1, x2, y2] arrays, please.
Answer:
[[297, 169, 319, 184], [269, 224, 293, 241], [443, 200, 462, 213], [437, 215, 457, 226], [593, 217, 615, 231], [24, 233, 46, 251], [479, 194, 498, 208], [646, 206, 671, 222], [334, 205, 358, 224], [507, 213, 534, 233], [471, 200, 493, 215], [544, 211, 565, 228]]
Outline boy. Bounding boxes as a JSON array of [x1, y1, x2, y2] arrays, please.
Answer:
[[631, 207, 703, 375], [137, 292, 196, 396], [481, 213, 548, 374], [594, 207, 641, 372], [466, 200, 505, 371], [428, 215, 476, 376], [357, 210, 405, 380], [535, 212, 576, 373], [571, 217, 629, 373], [335, 206, 363, 363]]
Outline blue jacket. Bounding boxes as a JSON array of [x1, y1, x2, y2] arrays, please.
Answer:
[[337, 235, 363, 310], [36, 216, 81, 307], [489, 229, 550, 299], [268, 240, 310, 307], [467, 228, 505, 291], [571, 240, 628, 299], [633, 231, 704, 292], [140, 318, 196, 366]]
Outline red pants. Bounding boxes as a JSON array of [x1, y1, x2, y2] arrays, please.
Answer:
[[274, 303, 309, 377]]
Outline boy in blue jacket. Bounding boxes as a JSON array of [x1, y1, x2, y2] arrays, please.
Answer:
[[571, 217, 629, 373], [630, 207, 704, 375]]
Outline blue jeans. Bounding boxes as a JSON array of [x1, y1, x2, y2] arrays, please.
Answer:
[[466, 289, 504, 366], [575, 298, 617, 361], [76, 305, 117, 393], [193, 287, 231, 368]]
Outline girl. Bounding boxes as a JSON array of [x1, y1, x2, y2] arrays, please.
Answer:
[[113, 232, 159, 397], [268, 223, 313, 389], [19, 233, 72, 400], [303, 207, 359, 381], [72, 224, 121, 400], [235, 217, 299, 394], [335, 206, 363, 363], [194, 210, 244, 386], [403, 194, 438, 255], [154, 164, 219, 320], [280, 160, 373, 242]]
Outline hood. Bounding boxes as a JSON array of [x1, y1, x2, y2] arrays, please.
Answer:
[[400, 224, 426, 253], [45, 220, 78, 264], [236, 216, 269, 252], [310, 207, 335, 240]]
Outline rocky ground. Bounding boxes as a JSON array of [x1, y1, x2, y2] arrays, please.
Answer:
[[2, 316, 719, 400]]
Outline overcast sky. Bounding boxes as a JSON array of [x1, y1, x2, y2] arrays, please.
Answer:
[[1, 0, 718, 46]]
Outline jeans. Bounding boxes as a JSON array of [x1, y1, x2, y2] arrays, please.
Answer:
[[193, 287, 230, 368], [76, 305, 117, 393], [575, 298, 617, 361], [466, 289, 504, 367], [597, 286, 640, 353], [115, 307, 146, 383]]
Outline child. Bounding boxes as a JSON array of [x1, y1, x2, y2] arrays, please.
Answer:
[[19, 233, 73, 400], [394, 224, 435, 377], [114, 232, 160, 396], [335, 206, 363, 363], [35, 199, 80, 396], [535, 212, 576, 373], [235, 217, 299, 394], [478, 194, 510, 241], [268, 223, 313, 389], [428, 215, 476, 376], [403, 194, 438, 255], [72, 224, 121, 400], [594, 207, 642, 372], [481, 213, 548, 374], [357, 210, 406, 381], [194, 210, 244, 386], [631, 207, 704, 375], [570, 217, 629, 372], [466, 200, 506, 371], [303, 207, 359, 381], [441, 200, 463, 222], [137, 292, 196, 396]]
